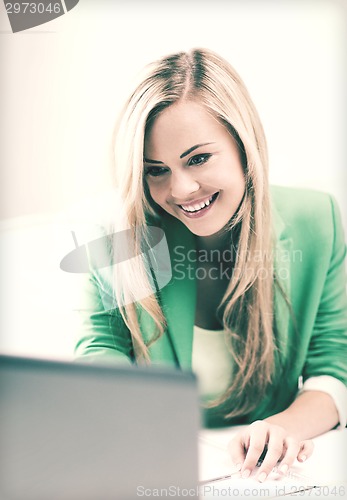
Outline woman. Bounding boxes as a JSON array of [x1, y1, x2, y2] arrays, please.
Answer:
[[75, 48, 347, 482]]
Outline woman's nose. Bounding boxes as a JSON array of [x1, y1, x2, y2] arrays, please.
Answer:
[[170, 170, 200, 201]]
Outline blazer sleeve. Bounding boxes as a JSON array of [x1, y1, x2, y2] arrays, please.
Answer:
[[302, 195, 347, 386], [73, 270, 134, 365]]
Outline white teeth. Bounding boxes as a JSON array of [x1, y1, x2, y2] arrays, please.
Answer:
[[180, 194, 216, 213]]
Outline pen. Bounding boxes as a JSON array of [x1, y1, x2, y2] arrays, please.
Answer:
[[199, 461, 315, 486]]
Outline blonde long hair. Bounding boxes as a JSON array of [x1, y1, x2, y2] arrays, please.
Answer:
[[112, 48, 276, 418]]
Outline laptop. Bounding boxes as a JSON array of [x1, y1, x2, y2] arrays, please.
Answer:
[[0, 355, 201, 500]]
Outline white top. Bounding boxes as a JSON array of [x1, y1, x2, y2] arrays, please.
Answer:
[[192, 325, 233, 402], [192, 325, 347, 427]]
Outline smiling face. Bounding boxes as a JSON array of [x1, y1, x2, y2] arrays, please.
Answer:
[[144, 100, 246, 238]]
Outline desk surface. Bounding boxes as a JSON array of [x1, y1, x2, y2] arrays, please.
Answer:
[[199, 427, 347, 499]]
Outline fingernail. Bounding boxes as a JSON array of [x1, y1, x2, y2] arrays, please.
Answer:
[[258, 471, 267, 483], [300, 455, 307, 462], [279, 464, 289, 474], [242, 469, 251, 479]]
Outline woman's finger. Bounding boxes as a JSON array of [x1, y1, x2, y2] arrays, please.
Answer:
[[277, 439, 314, 476], [227, 433, 248, 470], [254, 426, 287, 482], [240, 421, 269, 478], [297, 439, 314, 462], [275, 437, 301, 475]]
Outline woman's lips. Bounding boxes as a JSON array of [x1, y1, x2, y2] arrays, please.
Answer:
[[177, 192, 219, 219]]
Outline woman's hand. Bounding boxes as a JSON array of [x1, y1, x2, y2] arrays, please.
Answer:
[[227, 420, 314, 482]]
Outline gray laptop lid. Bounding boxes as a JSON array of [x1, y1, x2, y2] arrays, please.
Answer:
[[0, 355, 200, 500]]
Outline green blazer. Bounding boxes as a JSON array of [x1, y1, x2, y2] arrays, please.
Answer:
[[74, 186, 347, 427]]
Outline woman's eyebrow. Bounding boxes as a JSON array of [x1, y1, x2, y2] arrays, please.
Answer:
[[144, 142, 215, 164], [180, 142, 215, 159], [144, 158, 163, 164]]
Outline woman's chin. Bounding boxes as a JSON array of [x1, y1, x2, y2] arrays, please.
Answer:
[[183, 223, 227, 239]]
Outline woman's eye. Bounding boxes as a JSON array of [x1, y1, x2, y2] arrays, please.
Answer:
[[145, 167, 168, 177], [188, 153, 211, 166]]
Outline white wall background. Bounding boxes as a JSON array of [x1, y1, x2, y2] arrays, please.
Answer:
[[1, 0, 346, 359]]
